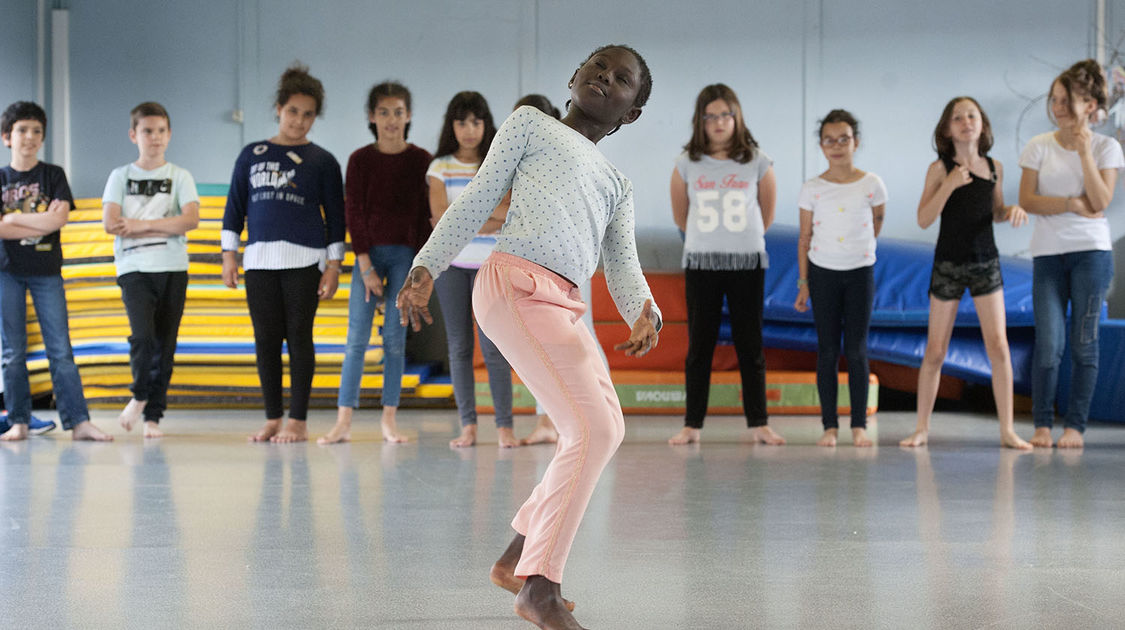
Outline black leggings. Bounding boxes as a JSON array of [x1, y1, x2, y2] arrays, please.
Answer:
[[684, 268, 767, 429], [808, 262, 873, 429], [117, 271, 188, 423], [245, 265, 320, 420]]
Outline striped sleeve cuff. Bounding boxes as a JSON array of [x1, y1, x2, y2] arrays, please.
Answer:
[[326, 241, 345, 262]]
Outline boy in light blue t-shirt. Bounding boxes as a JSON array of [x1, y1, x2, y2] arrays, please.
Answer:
[[102, 102, 199, 438]]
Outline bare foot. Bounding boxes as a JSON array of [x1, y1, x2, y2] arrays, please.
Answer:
[[1001, 430, 1032, 450], [72, 421, 114, 442], [515, 575, 584, 629], [900, 429, 928, 447], [491, 534, 575, 612], [852, 427, 874, 447], [1057, 428, 1084, 449], [118, 398, 145, 432], [0, 423, 29, 442], [497, 427, 519, 449], [1030, 427, 1053, 448], [520, 415, 559, 445], [381, 407, 409, 443], [317, 420, 351, 445], [817, 428, 838, 447], [143, 421, 164, 439], [751, 425, 786, 445], [270, 419, 307, 443], [450, 424, 477, 448], [668, 427, 700, 445], [249, 419, 281, 442]]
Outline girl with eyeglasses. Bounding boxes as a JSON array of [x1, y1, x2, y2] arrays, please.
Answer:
[[794, 109, 886, 447], [668, 83, 785, 446]]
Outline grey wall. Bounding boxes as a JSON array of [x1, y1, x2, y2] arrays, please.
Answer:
[[0, 1, 38, 127], [10, 0, 1122, 260]]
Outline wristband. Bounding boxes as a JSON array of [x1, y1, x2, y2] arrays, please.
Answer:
[[797, 278, 808, 287], [361, 266, 374, 277]]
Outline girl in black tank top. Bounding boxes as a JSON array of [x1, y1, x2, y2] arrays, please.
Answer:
[[901, 96, 1032, 451]]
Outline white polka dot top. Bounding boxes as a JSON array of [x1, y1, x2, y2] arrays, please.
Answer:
[[414, 106, 659, 328]]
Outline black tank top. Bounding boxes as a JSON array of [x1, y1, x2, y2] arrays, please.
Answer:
[[934, 155, 999, 263]]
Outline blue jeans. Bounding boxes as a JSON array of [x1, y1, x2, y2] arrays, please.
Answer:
[[435, 265, 513, 428], [0, 271, 89, 429], [1032, 250, 1114, 433], [338, 245, 413, 408]]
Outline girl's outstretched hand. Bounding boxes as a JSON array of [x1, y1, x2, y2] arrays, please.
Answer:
[[396, 266, 434, 331], [794, 285, 810, 312], [615, 299, 659, 357]]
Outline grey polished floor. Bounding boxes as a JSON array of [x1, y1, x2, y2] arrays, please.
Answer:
[[1, 409, 1123, 630]]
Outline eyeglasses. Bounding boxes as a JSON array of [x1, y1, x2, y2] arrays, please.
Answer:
[[702, 112, 735, 123], [820, 135, 854, 147]]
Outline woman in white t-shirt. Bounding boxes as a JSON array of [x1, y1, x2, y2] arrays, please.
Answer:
[[1019, 59, 1124, 449], [668, 83, 785, 446], [427, 91, 517, 449], [794, 109, 886, 447]]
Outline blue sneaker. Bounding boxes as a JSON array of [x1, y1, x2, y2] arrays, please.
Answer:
[[28, 415, 56, 435]]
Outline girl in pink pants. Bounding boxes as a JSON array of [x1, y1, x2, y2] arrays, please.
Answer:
[[399, 44, 660, 630]]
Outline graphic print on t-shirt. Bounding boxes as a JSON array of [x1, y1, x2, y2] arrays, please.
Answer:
[[1, 181, 51, 249], [121, 177, 175, 254], [691, 173, 750, 233], [248, 156, 304, 206]]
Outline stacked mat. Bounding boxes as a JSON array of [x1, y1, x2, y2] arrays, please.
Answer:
[[23, 192, 453, 409]]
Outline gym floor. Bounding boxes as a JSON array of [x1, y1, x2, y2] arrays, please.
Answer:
[[1, 409, 1122, 629]]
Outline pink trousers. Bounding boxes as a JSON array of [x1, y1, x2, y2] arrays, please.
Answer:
[[473, 252, 625, 583]]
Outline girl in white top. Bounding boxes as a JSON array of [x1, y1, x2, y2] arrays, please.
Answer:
[[1018, 59, 1124, 449], [667, 83, 784, 446], [427, 91, 515, 448], [397, 44, 660, 628], [794, 109, 886, 447]]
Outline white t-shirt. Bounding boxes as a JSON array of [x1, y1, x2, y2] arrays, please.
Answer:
[[102, 162, 198, 275], [1019, 131, 1125, 256], [426, 155, 497, 269], [797, 172, 887, 270]]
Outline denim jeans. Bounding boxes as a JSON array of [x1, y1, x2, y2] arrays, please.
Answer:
[[0, 271, 89, 429], [338, 245, 413, 408], [808, 262, 874, 430], [435, 265, 513, 428], [1032, 250, 1114, 433]]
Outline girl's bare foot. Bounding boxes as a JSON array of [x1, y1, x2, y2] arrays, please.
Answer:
[[317, 421, 351, 445], [490, 534, 575, 612], [450, 424, 477, 448], [900, 429, 928, 447], [0, 423, 29, 441], [249, 419, 281, 442], [520, 415, 559, 445], [380, 408, 408, 443], [271, 419, 307, 443], [143, 421, 164, 439], [817, 428, 838, 447], [668, 427, 700, 445], [1057, 428, 1084, 449], [751, 425, 786, 445], [497, 427, 519, 448], [72, 421, 113, 442], [852, 427, 874, 447], [1001, 430, 1031, 450], [1030, 427, 1053, 448], [515, 575, 584, 629], [118, 398, 145, 431]]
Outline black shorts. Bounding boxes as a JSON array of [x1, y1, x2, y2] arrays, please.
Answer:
[[929, 258, 1003, 301]]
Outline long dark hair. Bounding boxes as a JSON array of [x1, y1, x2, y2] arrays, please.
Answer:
[[434, 91, 497, 160], [684, 83, 758, 163], [933, 96, 993, 161]]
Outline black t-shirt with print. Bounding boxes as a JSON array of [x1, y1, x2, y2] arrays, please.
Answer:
[[0, 162, 73, 275]]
